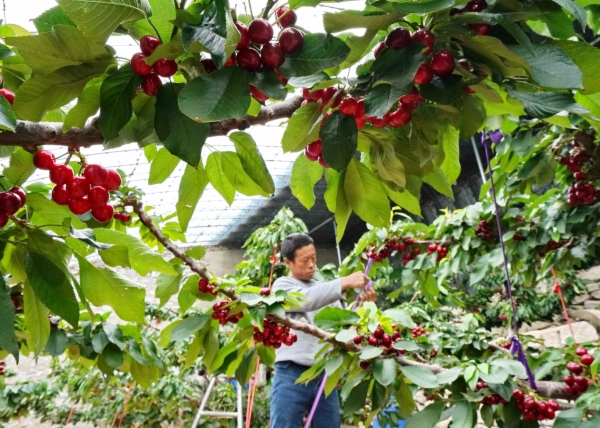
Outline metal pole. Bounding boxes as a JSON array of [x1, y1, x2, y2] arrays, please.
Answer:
[[308, 217, 333, 234], [191, 377, 217, 428], [237, 380, 243, 428], [471, 136, 487, 183], [333, 219, 342, 266]]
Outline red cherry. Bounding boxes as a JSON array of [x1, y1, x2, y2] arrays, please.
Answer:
[[275, 70, 288, 86], [104, 170, 122, 191], [141, 74, 162, 96], [414, 63, 434, 85], [121, 212, 131, 223], [374, 41, 385, 58], [68, 196, 91, 215], [305, 150, 318, 161], [0, 88, 15, 105], [369, 115, 390, 128], [224, 52, 237, 67], [565, 385, 577, 395], [259, 287, 271, 295], [367, 336, 379, 346], [235, 21, 250, 50], [574, 172, 586, 181], [306, 140, 322, 157], [92, 204, 114, 223], [9, 187, 26, 207], [581, 354, 594, 366], [153, 58, 178, 77], [411, 29, 435, 55], [302, 88, 322, 101], [547, 400, 559, 411], [564, 375, 575, 385], [318, 156, 329, 169], [249, 85, 269, 102], [355, 115, 366, 129], [339, 98, 358, 115], [470, 23, 491, 35], [0, 213, 7, 228], [431, 50, 455, 76], [201, 59, 217, 74], [131, 53, 152, 76], [575, 347, 588, 356], [33, 150, 56, 170], [512, 389, 524, 400], [140, 35, 162, 56], [567, 361, 583, 374], [523, 396, 536, 410], [389, 106, 411, 127], [52, 185, 70, 205], [248, 19, 273, 44], [279, 28, 304, 55], [88, 186, 109, 206], [381, 334, 392, 346], [320, 87, 337, 105], [83, 164, 108, 186], [237, 47, 262, 72], [276, 6, 297, 28], [0, 192, 21, 215], [66, 176, 90, 198], [49, 164, 74, 185], [261, 43, 285, 69], [385, 27, 411, 50], [374, 327, 384, 338], [360, 360, 370, 370], [253, 332, 265, 342], [353, 336, 363, 344]]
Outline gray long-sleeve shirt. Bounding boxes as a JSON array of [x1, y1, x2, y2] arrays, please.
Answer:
[[272, 276, 343, 367]]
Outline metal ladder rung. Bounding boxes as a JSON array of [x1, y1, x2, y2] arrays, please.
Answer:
[[191, 376, 243, 428], [199, 411, 239, 418]]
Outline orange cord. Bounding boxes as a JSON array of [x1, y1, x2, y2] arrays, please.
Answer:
[[245, 356, 262, 428], [64, 405, 76, 426], [552, 268, 576, 340], [117, 383, 134, 428], [110, 409, 119, 428]]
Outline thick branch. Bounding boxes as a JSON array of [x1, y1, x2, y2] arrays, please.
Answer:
[[0, 96, 303, 149]]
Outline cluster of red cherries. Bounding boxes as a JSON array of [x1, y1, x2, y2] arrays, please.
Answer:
[[198, 278, 219, 296], [559, 148, 599, 206], [365, 237, 415, 262], [475, 381, 508, 406], [130, 35, 178, 96], [33, 150, 121, 223], [211, 300, 244, 325], [253, 319, 298, 349], [202, 8, 303, 103], [512, 390, 559, 421], [427, 243, 449, 260], [475, 220, 495, 241], [0, 361, 5, 377], [563, 347, 595, 397], [0, 186, 26, 227], [411, 326, 427, 338], [450, 0, 492, 35], [303, 140, 328, 169]]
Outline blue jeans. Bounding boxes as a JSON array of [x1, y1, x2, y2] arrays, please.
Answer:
[[270, 361, 341, 428]]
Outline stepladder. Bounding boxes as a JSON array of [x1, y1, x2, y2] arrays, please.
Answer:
[[191, 376, 243, 428]]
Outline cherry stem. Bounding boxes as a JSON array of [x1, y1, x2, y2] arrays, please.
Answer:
[[247, 0, 255, 20], [64, 153, 73, 166]]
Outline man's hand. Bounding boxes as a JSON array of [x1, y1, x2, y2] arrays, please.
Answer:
[[341, 271, 370, 291], [359, 288, 377, 306]]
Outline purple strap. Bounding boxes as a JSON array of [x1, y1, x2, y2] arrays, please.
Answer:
[[304, 257, 374, 428], [482, 132, 537, 390]]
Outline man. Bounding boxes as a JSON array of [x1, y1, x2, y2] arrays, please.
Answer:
[[270, 233, 376, 428]]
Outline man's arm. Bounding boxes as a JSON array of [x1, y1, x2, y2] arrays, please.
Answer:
[[273, 272, 370, 313]]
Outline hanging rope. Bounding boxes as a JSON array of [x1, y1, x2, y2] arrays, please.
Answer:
[[64, 405, 76, 426], [551, 267, 576, 339], [117, 383, 134, 428], [304, 258, 374, 428], [482, 131, 537, 390]]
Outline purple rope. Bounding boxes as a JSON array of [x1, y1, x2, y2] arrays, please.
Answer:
[[481, 132, 537, 390], [304, 257, 374, 428]]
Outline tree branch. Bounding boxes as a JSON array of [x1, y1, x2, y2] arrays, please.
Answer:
[[0, 96, 303, 149]]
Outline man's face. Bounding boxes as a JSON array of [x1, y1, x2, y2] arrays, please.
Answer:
[[285, 244, 317, 281]]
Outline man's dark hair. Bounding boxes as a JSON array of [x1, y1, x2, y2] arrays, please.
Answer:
[[281, 233, 314, 261]]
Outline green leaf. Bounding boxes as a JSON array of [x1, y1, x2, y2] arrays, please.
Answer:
[[76, 255, 146, 323], [103, 323, 126, 350], [143, 34, 184, 65], [281, 101, 322, 153], [321, 110, 357, 171], [205, 151, 236, 204], [171, 314, 209, 341], [57, 0, 151, 43], [553, 408, 584, 428], [479, 365, 509, 384], [551, 0, 587, 28], [373, 359, 397, 386], [3, 148, 35, 187], [98, 63, 142, 141], [450, 400, 475, 428], [46, 329, 68, 356], [0, 279, 18, 357], [69, 226, 112, 250], [323, 10, 403, 33], [506, 87, 587, 119], [131, 359, 152, 388], [400, 366, 440, 389], [220, 151, 269, 197], [249, 71, 287, 100], [290, 153, 323, 209], [0, 96, 17, 132], [386, 186, 422, 217], [372, 44, 426, 90], [13, 59, 113, 122], [509, 44, 582, 90], [458, 93, 485, 139], [364, 84, 407, 119], [229, 131, 275, 194], [33, 6, 77, 33], [278, 33, 351, 77], [177, 163, 208, 232], [392, 340, 421, 351], [149, 147, 180, 185], [345, 159, 390, 227], [27, 193, 86, 231], [63, 76, 103, 131], [211, 340, 238, 372], [420, 75, 462, 104], [179, 66, 250, 122], [553, 40, 600, 94], [103, 343, 125, 368], [360, 345, 384, 359], [5, 26, 111, 75], [155, 273, 182, 307], [155, 83, 209, 167], [439, 124, 461, 185], [383, 309, 416, 328], [405, 401, 444, 428], [95, 229, 177, 276], [436, 366, 463, 384], [23, 281, 50, 355], [314, 307, 360, 330], [392, 0, 456, 14], [146, 0, 176, 43], [342, 380, 370, 415], [491, 359, 527, 378], [362, 127, 406, 190], [335, 170, 351, 240], [25, 252, 79, 327]]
